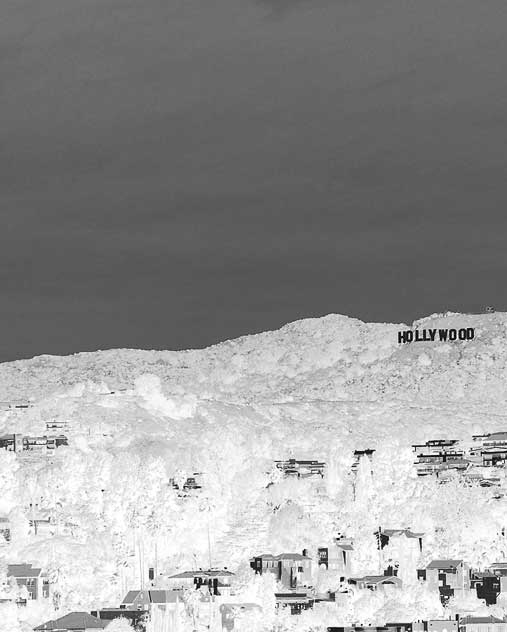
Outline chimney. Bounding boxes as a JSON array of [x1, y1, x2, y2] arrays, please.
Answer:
[[302, 549, 309, 557]]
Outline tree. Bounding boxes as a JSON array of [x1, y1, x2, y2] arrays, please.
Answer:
[[105, 617, 134, 632]]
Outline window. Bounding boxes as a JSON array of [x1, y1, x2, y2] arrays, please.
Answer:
[[298, 567, 303, 572]]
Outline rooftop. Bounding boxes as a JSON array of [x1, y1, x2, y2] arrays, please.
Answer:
[[426, 559, 463, 570], [35, 612, 105, 630], [7, 563, 42, 578]]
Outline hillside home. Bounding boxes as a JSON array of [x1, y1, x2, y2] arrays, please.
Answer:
[[351, 449, 375, 474], [481, 432, 507, 449], [121, 589, 182, 611], [347, 575, 402, 591], [459, 617, 507, 632], [482, 449, 507, 467], [327, 627, 393, 632], [7, 563, 49, 600], [412, 440, 460, 453], [417, 560, 470, 604], [0, 517, 11, 544], [274, 459, 326, 479], [169, 473, 202, 495], [489, 562, 507, 577], [166, 569, 234, 595], [470, 571, 501, 605], [0, 434, 68, 453], [275, 591, 314, 615], [375, 528, 424, 553], [318, 537, 353, 576], [413, 621, 458, 632], [0, 434, 23, 452], [35, 612, 106, 631], [414, 451, 469, 477], [250, 551, 313, 589]]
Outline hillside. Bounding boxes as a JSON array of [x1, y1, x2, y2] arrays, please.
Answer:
[[1, 311, 507, 631]]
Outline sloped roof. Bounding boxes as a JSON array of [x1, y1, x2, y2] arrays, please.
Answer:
[[251, 553, 311, 561], [379, 529, 424, 539], [35, 612, 105, 630], [490, 563, 507, 569], [460, 616, 504, 624], [7, 563, 42, 578], [350, 575, 401, 585], [426, 559, 463, 570], [122, 590, 181, 603], [168, 569, 235, 579], [336, 543, 354, 551], [486, 432, 507, 441]]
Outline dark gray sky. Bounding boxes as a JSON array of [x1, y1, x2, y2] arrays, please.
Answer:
[[2, 0, 507, 361]]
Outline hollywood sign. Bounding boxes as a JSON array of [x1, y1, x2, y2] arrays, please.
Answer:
[[398, 327, 475, 344]]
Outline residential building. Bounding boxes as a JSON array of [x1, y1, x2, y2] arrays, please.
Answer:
[[121, 589, 182, 611], [328, 627, 390, 632], [35, 612, 106, 631], [414, 451, 469, 477], [459, 616, 507, 632], [318, 537, 353, 576], [375, 528, 423, 554], [470, 571, 500, 605], [417, 560, 470, 604], [481, 432, 507, 449], [413, 620, 458, 632], [7, 563, 49, 600], [347, 575, 402, 591], [351, 449, 375, 474], [250, 551, 313, 589], [166, 569, 234, 595], [0, 517, 11, 544], [274, 459, 325, 479], [412, 440, 460, 453], [275, 591, 314, 615], [169, 473, 202, 495]]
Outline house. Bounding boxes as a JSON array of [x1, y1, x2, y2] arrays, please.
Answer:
[[481, 449, 507, 467], [274, 459, 326, 479], [169, 473, 202, 495], [220, 603, 262, 631], [414, 450, 469, 477], [385, 624, 413, 632], [0, 434, 68, 453], [459, 616, 507, 632], [275, 591, 314, 615], [327, 627, 390, 632], [0, 517, 11, 544], [250, 551, 313, 589], [470, 571, 500, 605], [121, 589, 182, 611], [347, 575, 402, 591], [413, 620, 458, 632], [375, 528, 424, 553], [0, 434, 23, 452], [318, 537, 353, 576], [481, 432, 507, 449], [34, 612, 106, 631], [166, 569, 235, 595], [7, 563, 49, 600], [488, 562, 507, 577], [351, 449, 375, 474], [412, 440, 460, 453], [417, 560, 470, 604]]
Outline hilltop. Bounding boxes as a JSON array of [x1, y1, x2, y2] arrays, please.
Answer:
[[1, 311, 507, 630]]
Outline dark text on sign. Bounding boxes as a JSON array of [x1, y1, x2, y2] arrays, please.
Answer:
[[397, 328, 475, 344]]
